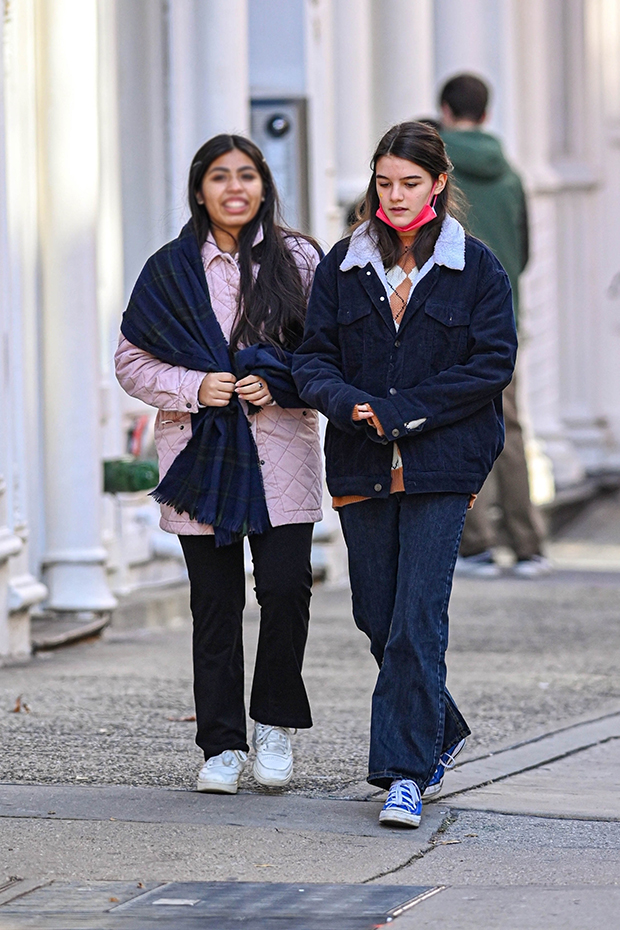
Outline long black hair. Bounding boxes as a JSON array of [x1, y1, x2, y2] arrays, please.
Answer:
[[355, 121, 461, 270], [188, 134, 318, 352]]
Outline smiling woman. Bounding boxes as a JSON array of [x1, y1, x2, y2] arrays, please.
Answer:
[[115, 133, 324, 798], [196, 150, 264, 246]]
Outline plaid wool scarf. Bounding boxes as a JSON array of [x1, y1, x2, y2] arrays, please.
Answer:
[[121, 222, 270, 546]]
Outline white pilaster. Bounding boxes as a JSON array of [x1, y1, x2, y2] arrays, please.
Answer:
[[371, 0, 435, 138], [589, 0, 620, 456], [196, 0, 250, 139], [304, 0, 340, 245], [36, 0, 116, 612], [514, 0, 586, 488], [333, 0, 374, 209], [434, 0, 516, 141], [98, 0, 126, 462]]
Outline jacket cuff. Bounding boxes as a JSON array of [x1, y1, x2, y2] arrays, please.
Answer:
[[371, 395, 428, 440], [331, 387, 376, 433], [180, 370, 208, 413]]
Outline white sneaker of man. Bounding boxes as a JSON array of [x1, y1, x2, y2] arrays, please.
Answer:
[[511, 555, 553, 578], [252, 722, 294, 787], [196, 749, 247, 794]]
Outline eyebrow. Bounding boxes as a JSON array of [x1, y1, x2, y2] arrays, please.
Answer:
[[376, 173, 424, 180], [207, 164, 258, 174]]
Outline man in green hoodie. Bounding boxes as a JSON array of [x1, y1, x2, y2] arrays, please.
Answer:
[[440, 74, 550, 578]]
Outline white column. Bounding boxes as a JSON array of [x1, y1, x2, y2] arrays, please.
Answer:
[[371, 0, 435, 138], [587, 0, 620, 459], [434, 0, 515, 142], [305, 0, 340, 245], [166, 0, 200, 231], [513, 0, 586, 489], [334, 0, 374, 209], [36, 0, 116, 612], [196, 0, 250, 139], [1, 5, 42, 659], [98, 0, 126, 462]]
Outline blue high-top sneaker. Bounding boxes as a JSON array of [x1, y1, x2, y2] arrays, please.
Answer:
[[422, 738, 467, 800], [379, 779, 422, 828]]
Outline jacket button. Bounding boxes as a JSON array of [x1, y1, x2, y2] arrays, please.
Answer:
[[391, 428, 399, 437], [374, 483, 382, 492], [394, 340, 401, 347], [186, 402, 192, 408], [179, 425, 184, 430], [260, 460, 265, 465], [302, 410, 307, 416], [389, 387, 397, 395], [366, 270, 371, 275], [380, 296, 385, 301]]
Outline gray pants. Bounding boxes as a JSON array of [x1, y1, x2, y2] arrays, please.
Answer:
[[460, 377, 545, 562]]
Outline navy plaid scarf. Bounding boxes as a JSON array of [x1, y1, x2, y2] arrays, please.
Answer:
[[121, 222, 270, 546]]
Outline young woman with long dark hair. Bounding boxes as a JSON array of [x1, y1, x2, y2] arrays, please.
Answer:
[[293, 122, 517, 828], [116, 135, 323, 794]]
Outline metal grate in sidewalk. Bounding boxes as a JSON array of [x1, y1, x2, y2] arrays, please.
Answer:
[[0, 879, 441, 929]]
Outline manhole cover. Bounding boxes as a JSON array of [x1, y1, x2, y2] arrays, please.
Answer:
[[1, 880, 441, 929]]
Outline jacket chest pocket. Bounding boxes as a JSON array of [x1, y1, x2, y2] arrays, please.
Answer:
[[424, 300, 471, 367], [337, 300, 372, 378]]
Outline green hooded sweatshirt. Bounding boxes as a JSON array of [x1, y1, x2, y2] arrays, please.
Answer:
[[441, 129, 528, 323]]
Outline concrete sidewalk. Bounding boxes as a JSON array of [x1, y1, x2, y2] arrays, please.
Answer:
[[1, 558, 620, 928]]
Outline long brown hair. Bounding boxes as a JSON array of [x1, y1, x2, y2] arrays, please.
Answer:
[[355, 121, 460, 270], [188, 134, 319, 352]]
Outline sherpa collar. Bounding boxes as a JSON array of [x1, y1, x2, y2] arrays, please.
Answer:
[[339, 214, 466, 274]]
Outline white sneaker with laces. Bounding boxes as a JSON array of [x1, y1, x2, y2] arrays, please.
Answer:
[[196, 749, 247, 794], [252, 722, 294, 787], [512, 555, 553, 578]]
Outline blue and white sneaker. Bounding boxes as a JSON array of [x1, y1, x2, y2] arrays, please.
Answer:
[[379, 779, 422, 828], [422, 737, 467, 800]]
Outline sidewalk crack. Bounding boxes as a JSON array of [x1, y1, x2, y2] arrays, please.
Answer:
[[361, 811, 459, 883]]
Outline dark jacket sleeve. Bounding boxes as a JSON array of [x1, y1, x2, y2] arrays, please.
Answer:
[[292, 249, 376, 433], [517, 179, 529, 274], [369, 268, 517, 441]]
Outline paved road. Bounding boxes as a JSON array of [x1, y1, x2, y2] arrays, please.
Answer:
[[1, 499, 620, 927]]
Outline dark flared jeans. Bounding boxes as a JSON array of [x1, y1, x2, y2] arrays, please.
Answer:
[[338, 492, 471, 791], [179, 523, 314, 760]]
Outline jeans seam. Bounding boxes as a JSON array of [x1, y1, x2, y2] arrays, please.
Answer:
[[427, 499, 469, 788]]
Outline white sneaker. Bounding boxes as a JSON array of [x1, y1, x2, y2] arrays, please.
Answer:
[[512, 555, 553, 578], [196, 749, 247, 794], [454, 551, 501, 578], [252, 722, 294, 787]]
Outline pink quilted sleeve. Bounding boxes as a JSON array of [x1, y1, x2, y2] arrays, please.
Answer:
[[114, 335, 207, 413], [285, 236, 321, 292]]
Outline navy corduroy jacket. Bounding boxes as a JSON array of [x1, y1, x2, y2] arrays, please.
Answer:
[[292, 218, 518, 499]]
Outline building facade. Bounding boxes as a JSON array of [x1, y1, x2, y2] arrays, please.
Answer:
[[1, 0, 620, 659]]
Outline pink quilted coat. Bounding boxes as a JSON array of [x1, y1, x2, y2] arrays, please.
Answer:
[[115, 232, 323, 535]]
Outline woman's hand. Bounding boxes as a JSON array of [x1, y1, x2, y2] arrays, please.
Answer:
[[198, 372, 237, 406], [235, 374, 273, 407], [353, 403, 385, 437]]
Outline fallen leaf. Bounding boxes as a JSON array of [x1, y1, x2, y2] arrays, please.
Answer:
[[11, 695, 30, 714], [137, 882, 144, 889], [255, 864, 275, 868], [167, 714, 196, 722], [464, 833, 478, 838], [438, 839, 461, 845], [109, 897, 119, 903]]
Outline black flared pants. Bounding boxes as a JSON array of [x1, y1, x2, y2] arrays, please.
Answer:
[[179, 523, 314, 760]]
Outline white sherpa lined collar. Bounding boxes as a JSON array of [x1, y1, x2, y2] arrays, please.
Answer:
[[339, 214, 466, 273]]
